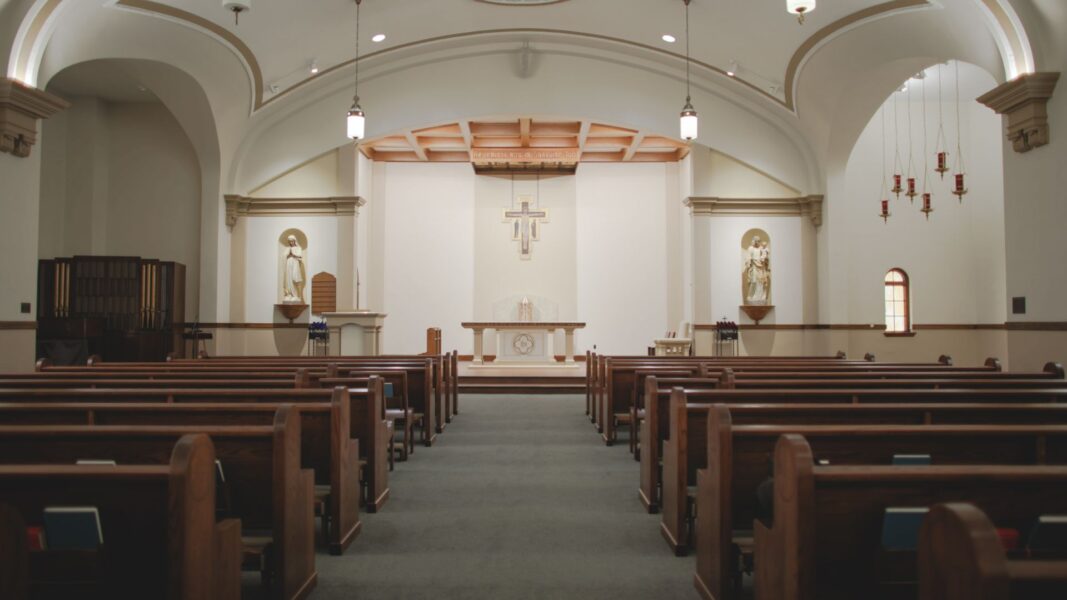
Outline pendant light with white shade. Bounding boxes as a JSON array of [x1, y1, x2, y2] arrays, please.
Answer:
[[346, 0, 366, 140], [222, 0, 249, 25], [787, 0, 816, 24], [679, 0, 698, 141]]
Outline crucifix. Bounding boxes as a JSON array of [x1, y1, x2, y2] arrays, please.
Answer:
[[503, 196, 548, 259]]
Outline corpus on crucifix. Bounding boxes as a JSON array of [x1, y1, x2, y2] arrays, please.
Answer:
[[503, 196, 548, 259]]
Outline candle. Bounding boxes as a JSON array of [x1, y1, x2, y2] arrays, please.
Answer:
[[881, 200, 889, 214], [893, 174, 902, 190], [922, 193, 931, 211], [937, 152, 947, 171], [955, 173, 965, 193], [907, 177, 916, 196]]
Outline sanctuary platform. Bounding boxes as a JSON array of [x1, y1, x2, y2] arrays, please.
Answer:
[[457, 359, 586, 395]]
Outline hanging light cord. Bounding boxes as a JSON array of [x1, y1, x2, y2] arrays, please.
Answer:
[[954, 60, 965, 173], [685, 0, 691, 103], [936, 63, 946, 153], [893, 92, 903, 176], [921, 75, 929, 192], [354, 0, 361, 103], [906, 82, 915, 180], [880, 105, 888, 195]]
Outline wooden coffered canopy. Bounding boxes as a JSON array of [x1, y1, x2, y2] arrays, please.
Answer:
[[359, 118, 690, 174]]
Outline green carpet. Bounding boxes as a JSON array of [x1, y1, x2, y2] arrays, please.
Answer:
[[313, 394, 696, 599]]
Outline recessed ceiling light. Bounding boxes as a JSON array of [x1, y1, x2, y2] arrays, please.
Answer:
[[661, 34, 676, 43], [372, 33, 386, 43], [727, 60, 739, 77], [309, 60, 319, 75]]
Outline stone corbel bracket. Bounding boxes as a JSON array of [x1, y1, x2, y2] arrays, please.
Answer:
[[225, 195, 367, 229], [0, 78, 69, 158], [977, 72, 1060, 153], [685, 194, 824, 227]]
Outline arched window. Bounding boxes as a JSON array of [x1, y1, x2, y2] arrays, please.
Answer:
[[884, 269, 911, 334]]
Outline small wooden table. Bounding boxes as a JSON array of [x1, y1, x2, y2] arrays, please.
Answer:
[[461, 322, 586, 365]]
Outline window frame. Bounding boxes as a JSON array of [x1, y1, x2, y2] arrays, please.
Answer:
[[883, 268, 914, 336]]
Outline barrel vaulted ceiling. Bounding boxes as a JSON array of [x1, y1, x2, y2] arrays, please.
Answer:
[[9, 0, 1033, 116]]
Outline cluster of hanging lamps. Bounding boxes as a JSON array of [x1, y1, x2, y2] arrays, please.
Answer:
[[878, 61, 970, 223]]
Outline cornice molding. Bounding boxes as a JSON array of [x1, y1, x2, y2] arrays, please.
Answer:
[[977, 72, 1060, 153], [684, 195, 823, 227], [0, 78, 69, 157], [224, 195, 367, 229]]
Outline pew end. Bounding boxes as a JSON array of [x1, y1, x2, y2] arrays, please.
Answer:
[[985, 357, 1003, 371], [1044, 362, 1065, 379], [938, 355, 953, 366], [918, 503, 1010, 600]]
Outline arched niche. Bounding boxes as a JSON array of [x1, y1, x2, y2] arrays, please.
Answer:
[[277, 228, 309, 305]]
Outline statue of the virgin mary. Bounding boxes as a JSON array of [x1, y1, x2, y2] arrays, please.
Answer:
[[282, 235, 306, 303]]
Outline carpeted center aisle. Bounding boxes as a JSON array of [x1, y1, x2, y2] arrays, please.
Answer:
[[314, 394, 695, 599]]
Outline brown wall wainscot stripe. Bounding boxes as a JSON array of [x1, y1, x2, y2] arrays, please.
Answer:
[[0, 321, 37, 330]]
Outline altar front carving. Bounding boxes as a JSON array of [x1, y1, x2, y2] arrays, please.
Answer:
[[461, 322, 585, 366]]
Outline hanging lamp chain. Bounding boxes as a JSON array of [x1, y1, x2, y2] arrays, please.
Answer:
[[354, 0, 362, 105], [684, 0, 691, 101]]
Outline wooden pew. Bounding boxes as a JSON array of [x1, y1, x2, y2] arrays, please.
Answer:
[[0, 383, 390, 514], [640, 382, 1067, 515], [752, 435, 1067, 600], [148, 354, 451, 429], [0, 434, 241, 600], [687, 400, 1067, 598], [596, 357, 1009, 444], [0, 409, 315, 600], [918, 503, 1067, 600], [0, 389, 361, 555]]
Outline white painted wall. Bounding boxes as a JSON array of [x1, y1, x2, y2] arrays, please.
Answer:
[[250, 151, 339, 198], [380, 162, 475, 354], [576, 163, 670, 354], [839, 65, 1006, 327], [240, 216, 339, 323], [37, 97, 203, 311], [696, 215, 813, 326]]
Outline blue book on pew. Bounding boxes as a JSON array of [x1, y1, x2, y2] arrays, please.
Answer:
[[892, 454, 932, 466], [43, 506, 103, 550], [881, 507, 928, 550], [384, 382, 394, 398], [1027, 515, 1067, 552]]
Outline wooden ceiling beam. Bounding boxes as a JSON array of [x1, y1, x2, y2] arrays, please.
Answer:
[[472, 137, 523, 149], [585, 136, 635, 148], [628, 151, 680, 162], [623, 132, 647, 161], [577, 121, 591, 155], [587, 123, 638, 137], [370, 151, 421, 162], [427, 150, 471, 162], [529, 136, 578, 148], [580, 151, 626, 162], [530, 121, 581, 136], [404, 131, 428, 161], [469, 122, 520, 137], [519, 118, 531, 147]]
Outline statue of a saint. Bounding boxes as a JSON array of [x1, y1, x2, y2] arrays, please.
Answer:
[[282, 235, 306, 303], [744, 236, 770, 305]]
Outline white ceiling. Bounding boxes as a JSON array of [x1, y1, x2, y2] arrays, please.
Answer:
[[151, 0, 889, 98], [47, 60, 160, 103]]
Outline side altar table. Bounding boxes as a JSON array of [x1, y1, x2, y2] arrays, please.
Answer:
[[321, 311, 387, 356], [461, 322, 585, 366]]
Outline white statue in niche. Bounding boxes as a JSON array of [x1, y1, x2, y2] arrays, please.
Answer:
[[282, 235, 307, 303], [744, 235, 770, 305]]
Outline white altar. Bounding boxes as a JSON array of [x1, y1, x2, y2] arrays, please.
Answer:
[[461, 322, 585, 367], [321, 311, 387, 355]]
